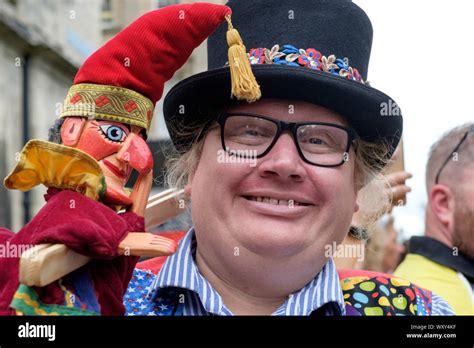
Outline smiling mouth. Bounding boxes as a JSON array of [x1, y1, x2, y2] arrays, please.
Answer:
[[243, 196, 312, 206], [103, 160, 128, 179]]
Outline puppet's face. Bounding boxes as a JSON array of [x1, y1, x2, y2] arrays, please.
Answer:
[[60, 117, 152, 206]]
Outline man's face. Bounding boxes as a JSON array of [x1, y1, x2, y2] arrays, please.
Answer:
[[453, 168, 474, 259], [61, 118, 152, 206], [188, 99, 359, 268]]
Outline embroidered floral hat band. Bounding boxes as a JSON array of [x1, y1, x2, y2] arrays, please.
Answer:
[[244, 44, 367, 85]]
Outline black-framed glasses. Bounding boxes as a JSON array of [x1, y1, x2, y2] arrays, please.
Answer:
[[217, 112, 358, 167], [435, 124, 474, 184]]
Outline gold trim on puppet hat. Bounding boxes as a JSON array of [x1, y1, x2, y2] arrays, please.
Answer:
[[59, 83, 154, 133]]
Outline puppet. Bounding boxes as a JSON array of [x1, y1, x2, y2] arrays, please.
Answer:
[[0, 3, 238, 315]]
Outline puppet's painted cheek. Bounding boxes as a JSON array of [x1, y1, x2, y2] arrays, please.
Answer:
[[75, 125, 121, 161]]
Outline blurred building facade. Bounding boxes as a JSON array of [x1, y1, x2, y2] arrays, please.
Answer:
[[0, 0, 102, 230], [0, 0, 224, 230]]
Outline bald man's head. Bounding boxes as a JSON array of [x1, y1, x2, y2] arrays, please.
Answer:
[[424, 123, 474, 259], [426, 123, 474, 193]]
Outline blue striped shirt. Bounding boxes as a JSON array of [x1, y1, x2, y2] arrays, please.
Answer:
[[147, 228, 345, 315], [124, 228, 454, 316]]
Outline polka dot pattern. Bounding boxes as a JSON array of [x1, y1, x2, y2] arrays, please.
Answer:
[[341, 274, 433, 316]]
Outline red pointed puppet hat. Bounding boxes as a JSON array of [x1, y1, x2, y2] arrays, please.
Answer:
[[59, 3, 234, 135]]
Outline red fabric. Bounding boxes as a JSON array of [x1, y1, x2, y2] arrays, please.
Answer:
[[137, 231, 186, 275], [74, 3, 231, 104], [337, 268, 396, 280], [0, 189, 144, 315]]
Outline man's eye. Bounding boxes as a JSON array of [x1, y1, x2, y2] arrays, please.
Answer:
[[234, 125, 272, 138], [308, 138, 324, 145], [99, 125, 127, 142], [243, 129, 260, 137]]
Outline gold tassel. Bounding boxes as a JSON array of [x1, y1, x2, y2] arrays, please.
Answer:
[[225, 15, 261, 102]]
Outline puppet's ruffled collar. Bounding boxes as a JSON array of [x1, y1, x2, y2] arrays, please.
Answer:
[[3, 140, 106, 201]]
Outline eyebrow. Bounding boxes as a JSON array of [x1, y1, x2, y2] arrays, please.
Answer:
[[94, 119, 131, 132]]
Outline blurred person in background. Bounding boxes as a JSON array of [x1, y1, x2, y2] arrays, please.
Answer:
[[394, 123, 474, 315], [334, 168, 411, 272], [363, 215, 406, 274]]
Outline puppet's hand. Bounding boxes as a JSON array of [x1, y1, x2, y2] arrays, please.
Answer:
[[118, 232, 177, 257]]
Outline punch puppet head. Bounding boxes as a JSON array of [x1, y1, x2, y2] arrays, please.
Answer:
[[5, 3, 239, 210], [58, 98, 153, 207]]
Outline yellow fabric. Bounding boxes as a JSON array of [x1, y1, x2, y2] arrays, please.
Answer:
[[225, 15, 261, 102], [3, 140, 105, 201], [394, 253, 474, 315], [12, 291, 61, 316]]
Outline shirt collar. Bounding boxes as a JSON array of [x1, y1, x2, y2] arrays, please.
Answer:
[[150, 228, 346, 315], [409, 236, 474, 280], [149, 228, 225, 313]]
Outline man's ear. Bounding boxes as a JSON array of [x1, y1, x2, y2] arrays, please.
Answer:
[[60, 117, 86, 147], [429, 185, 455, 227], [354, 201, 360, 213], [184, 183, 192, 197], [183, 171, 196, 197]]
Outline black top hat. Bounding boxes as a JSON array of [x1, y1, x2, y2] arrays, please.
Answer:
[[163, 0, 402, 161]]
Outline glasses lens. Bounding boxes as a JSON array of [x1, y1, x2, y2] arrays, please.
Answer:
[[223, 115, 277, 156], [297, 124, 349, 165]]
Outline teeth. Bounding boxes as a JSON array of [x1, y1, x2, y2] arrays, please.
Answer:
[[247, 196, 307, 206]]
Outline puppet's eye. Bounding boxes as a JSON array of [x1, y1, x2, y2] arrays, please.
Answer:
[[99, 125, 127, 142]]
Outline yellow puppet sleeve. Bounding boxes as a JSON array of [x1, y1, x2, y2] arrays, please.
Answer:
[[4, 140, 106, 201]]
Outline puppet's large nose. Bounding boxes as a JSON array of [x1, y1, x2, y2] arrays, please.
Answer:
[[117, 133, 153, 174]]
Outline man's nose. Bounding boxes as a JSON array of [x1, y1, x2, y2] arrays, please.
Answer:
[[257, 133, 306, 182], [117, 133, 153, 174]]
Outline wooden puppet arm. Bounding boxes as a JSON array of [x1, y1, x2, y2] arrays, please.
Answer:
[[19, 189, 186, 287]]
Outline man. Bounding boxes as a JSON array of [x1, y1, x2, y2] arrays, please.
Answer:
[[395, 123, 474, 315], [125, 0, 453, 316]]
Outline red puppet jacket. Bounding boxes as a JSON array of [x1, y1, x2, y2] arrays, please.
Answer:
[[0, 188, 143, 315]]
